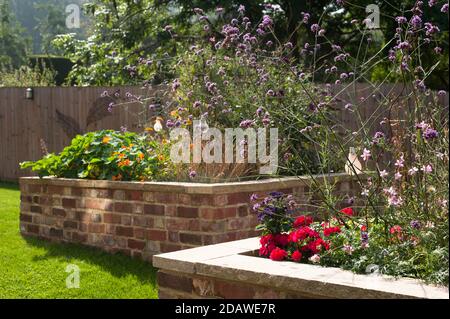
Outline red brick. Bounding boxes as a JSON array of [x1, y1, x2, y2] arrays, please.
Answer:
[[113, 190, 126, 200], [47, 185, 64, 195], [168, 231, 179, 242], [200, 220, 226, 232], [200, 207, 237, 219], [179, 232, 202, 245], [63, 220, 78, 229], [177, 206, 198, 218], [144, 204, 165, 216], [85, 199, 113, 211], [49, 228, 63, 238], [227, 218, 248, 230], [237, 205, 250, 217], [132, 216, 154, 227], [214, 280, 255, 299], [72, 232, 88, 243], [71, 188, 83, 197], [189, 194, 215, 206], [114, 202, 133, 213], [88, 224, 105, 234], [227, 192, 252, 204], [20, 195, 32, 203], [154, 192, 177, 203], [134, 227, 146, 239], [165, 218, 200, 231], [75, 211, 90, 222], [20, 214, 32, 223], [116, 226, 134, 237], [104, 213, 122, 224], [128, 239, 146, 250], [146, 229, 167, 241], [38, 196, 52, 206], [30, 205, 42, 214], [26, 224, 40, 234], [158, 271, 192, 293], [62, 198, 76, 208], [52, 208, 66, 217], [28, 184, 42, 194], [160, 242, 183, 253], [126, 190, 143, 201]]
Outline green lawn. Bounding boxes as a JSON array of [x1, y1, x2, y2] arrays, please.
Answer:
[[0, 182, 158, 299]]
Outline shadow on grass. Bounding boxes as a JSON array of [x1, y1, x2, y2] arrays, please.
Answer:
[[0, 181, 19, 190], [24, 236, 157, 286]]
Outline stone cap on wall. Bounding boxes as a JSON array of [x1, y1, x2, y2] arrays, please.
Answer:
[[19, 173, 366, 195], [153, 237, 449, 299]]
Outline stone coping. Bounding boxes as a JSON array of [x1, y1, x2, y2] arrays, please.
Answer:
[[19, 173, 365, 195], [153, 238, 449, 299]]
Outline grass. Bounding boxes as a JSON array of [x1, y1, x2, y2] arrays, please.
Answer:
[[0, 182, 158, 299]]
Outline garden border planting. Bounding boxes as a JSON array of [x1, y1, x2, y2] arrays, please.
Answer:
[[153, 237, 449, 299], [19, 173, 361, 261]]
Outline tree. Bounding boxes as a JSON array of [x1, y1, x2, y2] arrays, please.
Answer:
[[0, 0, 30, 67], [55, 0, 448, 89]]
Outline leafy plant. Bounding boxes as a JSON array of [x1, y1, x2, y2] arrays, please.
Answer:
[[20, 130, 168, 181]]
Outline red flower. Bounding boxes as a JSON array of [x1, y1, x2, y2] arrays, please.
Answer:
[[269, 247, 287, 261], [293, 215, 313, 228], [360, 225, 367, 232], [259, 242, 276, 257], [390, 225, 402, 234], [323, 226, 341, 237], [340, 207, 354, 216], [274, 234, 289, 247], [291, 250, 302, 262], [260, 234, 274, 246]]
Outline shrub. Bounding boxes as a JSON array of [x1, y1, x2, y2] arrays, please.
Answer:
[[20, 130, 168, 181], [0, 64, 56, 87]]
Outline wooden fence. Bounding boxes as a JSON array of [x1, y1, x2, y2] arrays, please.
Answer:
[[0, 84, 448, 181]]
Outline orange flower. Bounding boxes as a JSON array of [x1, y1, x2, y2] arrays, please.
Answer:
[[118, 159, 131, 167], [118, 153, 126, 159], [137, 152, 144, 161], [158, 155, 165, 161], [102, 136, 111, 144]]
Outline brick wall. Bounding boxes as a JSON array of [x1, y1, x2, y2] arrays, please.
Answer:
[[19, 174, 362, 262], [157, 270, 318, 299], [153, 238, 449, 299]]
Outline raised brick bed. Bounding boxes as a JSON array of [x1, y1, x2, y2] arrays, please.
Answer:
[[153, 238, 449, 299], [19, 173, 361, 262]]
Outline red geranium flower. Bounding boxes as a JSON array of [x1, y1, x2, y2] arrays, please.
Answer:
[[291, 250, 302, 262], [340, 207, 354, 216], [360, 225, 367, 232], [274, 234, 289, 247], [269, 247, 287, 261], [323, 226, 341, 237], [293, 215, 313, 228]]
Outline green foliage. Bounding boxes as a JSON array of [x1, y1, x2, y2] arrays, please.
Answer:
[[0, 63, 56, 87], [52, 0, 175, 85], [0, 0, 30, 67], [20, 130, 167, 181]]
